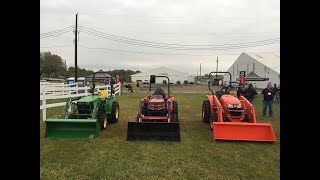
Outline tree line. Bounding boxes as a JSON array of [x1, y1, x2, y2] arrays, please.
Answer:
[[40, 51, 140, 82]]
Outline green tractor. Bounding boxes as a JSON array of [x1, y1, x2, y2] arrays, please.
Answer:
[[45, 71, 120, 139]]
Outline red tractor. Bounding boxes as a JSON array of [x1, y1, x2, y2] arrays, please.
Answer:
[[127, 75, 180, 141], [202, 72, 277, 142]]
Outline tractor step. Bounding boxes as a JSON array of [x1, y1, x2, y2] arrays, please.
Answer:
[[45, 119, 100, 139], [127, 122, 180, 141], [213, 122, 277, 142]]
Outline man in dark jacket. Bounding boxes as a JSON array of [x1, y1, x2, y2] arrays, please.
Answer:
[[243, 83, 257, 104], [261, 82, 276, 117], [273, 84, 280, 103], [237, 83, 244, 99]]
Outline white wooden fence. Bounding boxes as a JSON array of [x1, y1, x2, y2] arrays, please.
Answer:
[[40, 82, 121, 121]]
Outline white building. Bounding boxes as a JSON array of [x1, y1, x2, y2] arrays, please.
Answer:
[[223, 52, 280, 89], [130, 67, 195, 84]]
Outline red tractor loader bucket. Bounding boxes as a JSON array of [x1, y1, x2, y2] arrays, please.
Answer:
[[127, 122, 180, 141], [213, 122, 277, 142]]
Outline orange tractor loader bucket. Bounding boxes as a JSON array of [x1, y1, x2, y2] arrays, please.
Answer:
[[209, 95, 277, 142], [213, 122, 276, 142]]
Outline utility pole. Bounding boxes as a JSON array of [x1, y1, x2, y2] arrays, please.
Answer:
[[200, 63, 202, 78], [216, 57, 218, 79], [75, 13, 78, 83]]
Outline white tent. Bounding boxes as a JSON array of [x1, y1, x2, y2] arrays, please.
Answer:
[[130, 67, 195, 84], [223, 52, 280, 89]]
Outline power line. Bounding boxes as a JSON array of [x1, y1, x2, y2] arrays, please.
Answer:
[[40, 26, 74, 39], [78, 44, 279, 56], [79, 25, 279, 47], [40, 26, 74, 35], [78, 26, 279, 50], [81, 30, 279, 50], [40, 45, 73, 48]]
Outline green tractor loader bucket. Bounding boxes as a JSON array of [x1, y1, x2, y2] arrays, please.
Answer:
[[45, 119, 100, 139], [127, 122, 180, 141]]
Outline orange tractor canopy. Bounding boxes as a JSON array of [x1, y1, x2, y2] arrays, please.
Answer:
[[202, 72, 276, 142]]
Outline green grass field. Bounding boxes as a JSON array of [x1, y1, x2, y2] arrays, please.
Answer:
[[40, 93, 280, 179]]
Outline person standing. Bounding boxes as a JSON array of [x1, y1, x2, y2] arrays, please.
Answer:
[[273, 84, 280, 103], [261, 82, 276, 117], [243, 83, 257, 104], [237, 83, 244, 99], [243, 83, 248, 91], [278, 84, 280, 104]]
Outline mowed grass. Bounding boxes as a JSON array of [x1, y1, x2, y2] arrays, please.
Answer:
[[40, 93, 280, 179]]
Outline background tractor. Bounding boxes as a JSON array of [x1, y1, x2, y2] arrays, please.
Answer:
[[202, 72, 276, 142], [45, 71, 120, 139], [127, 75, 180, 141]]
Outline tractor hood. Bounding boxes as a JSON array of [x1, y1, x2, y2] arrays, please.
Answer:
[[149, 98, 165, 103], [78, 95, 99, 103], [220, 95, 241, 105]]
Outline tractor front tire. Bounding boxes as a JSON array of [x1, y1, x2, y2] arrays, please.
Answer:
[[171, 113, 178, 122], [202, 100, 210, 123], [243, 110, 250, 123], [173, 101, 178, 121], [108, 101, 119, 123], [98, 112, 107, 129], [67, 113, 75, 119]]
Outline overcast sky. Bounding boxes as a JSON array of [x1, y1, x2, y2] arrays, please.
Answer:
[[40, 0, 280, 75]]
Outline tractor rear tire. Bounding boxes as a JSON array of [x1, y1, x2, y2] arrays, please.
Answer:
[[98, 112, 107, 129], [108, 101, 119, 123], [173, 101, 178, 121], [202, 100, 210, 123]]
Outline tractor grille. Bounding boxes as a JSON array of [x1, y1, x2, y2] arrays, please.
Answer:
[[229, 111, 243, 116], [228, 108, 244, 117], [77, 103, 92, 114], [147, 109, 167, 116]]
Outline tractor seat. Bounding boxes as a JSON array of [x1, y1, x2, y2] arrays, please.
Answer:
[[98, 89, 108, 100], [153, 88, 166, 98]]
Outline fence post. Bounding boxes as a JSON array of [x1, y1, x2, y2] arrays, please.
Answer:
[[76, 83, 78, 94], [42, 86, 46, 121]]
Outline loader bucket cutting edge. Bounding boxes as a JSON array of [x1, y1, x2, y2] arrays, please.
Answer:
[[127, 122, 180, 141], [45, 119, 100, 139], [213, 122, 277, 142]]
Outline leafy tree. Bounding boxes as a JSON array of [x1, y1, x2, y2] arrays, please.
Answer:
[[40, 52, 66, 78], [40, 51, 141, 82]]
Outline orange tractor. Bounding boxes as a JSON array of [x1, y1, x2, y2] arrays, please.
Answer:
[[202, 72, 277, 142]]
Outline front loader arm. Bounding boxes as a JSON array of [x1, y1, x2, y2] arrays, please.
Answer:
[[91, 101, 99, 119], [60, 97, 73, 119]]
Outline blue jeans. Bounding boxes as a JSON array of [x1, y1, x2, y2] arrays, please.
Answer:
[[250, 98, 255, 105], [263, 100, 274, 116]]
